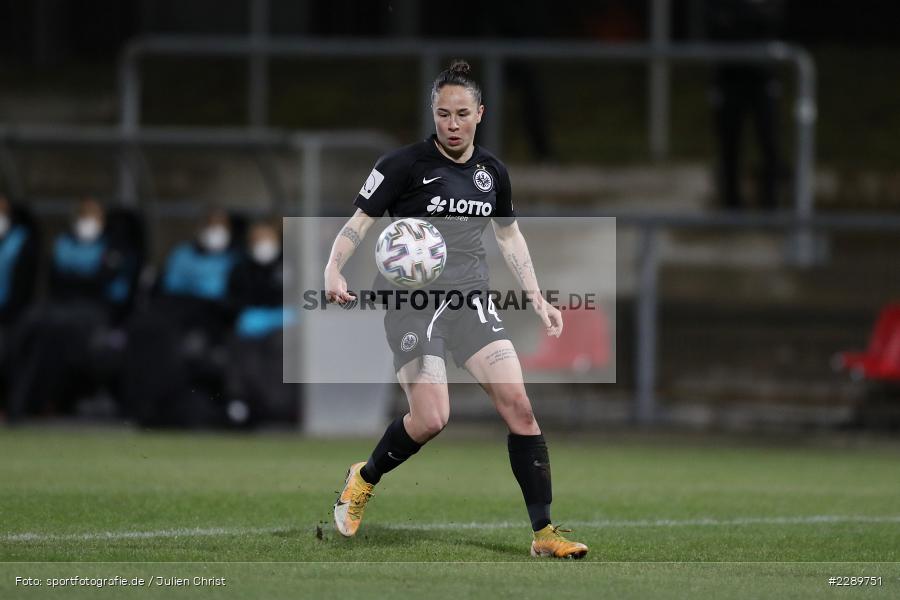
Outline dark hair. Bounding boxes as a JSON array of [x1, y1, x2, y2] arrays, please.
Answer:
[[431, 59, 482, 105]]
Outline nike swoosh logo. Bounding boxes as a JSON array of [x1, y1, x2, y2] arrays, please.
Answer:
[[422, 176, 442, 184], [533, 460, 548, 468], [387, 452, 404, 461], [492, 326, 504, 332]]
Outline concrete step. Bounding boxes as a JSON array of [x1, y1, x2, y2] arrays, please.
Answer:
[[509, 162, 712, 210]]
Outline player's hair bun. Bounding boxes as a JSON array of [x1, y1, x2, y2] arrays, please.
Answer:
[[448, 59, 471, 76], [431, 58, 482, 105]]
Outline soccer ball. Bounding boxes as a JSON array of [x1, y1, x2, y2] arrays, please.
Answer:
[[375, 218, 447, 289]]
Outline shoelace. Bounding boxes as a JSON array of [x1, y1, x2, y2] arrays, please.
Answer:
[[538, 525, 576, 546], [348, 486, 374, 520]]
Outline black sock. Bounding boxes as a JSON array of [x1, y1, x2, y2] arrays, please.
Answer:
[[508, 433, 552, 531], [359, 416, 422, 485]]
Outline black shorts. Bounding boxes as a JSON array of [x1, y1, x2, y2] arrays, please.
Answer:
[[384, 292, 509, 372]]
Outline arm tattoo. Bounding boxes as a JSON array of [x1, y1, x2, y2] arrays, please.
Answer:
[[505, 251, 536, 289], [330, 250, 345, 269], [340, 226, 362, 249], [486, 347, 516, 366]]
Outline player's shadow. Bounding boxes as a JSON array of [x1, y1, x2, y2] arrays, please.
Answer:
[[292, 516, 523, 558], [354, 524, 523, 557], [457, 537, 523, 556]]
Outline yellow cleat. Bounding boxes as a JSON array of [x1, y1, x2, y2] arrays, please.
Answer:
[[333, 462, 375, 537], [530, 525, 589, 559]]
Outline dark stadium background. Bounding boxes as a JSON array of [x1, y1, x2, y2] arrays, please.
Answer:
[[2, 3, 900, 597], [2, 0, 900, 429]]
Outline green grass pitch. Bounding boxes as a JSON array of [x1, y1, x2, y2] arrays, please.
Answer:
[[1, 428, 898, 599]]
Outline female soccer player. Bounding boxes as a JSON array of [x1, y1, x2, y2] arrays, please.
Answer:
[[324, 60, 588, 559]]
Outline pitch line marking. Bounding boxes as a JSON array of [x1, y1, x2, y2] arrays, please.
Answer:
[[2, 527, 283, 543], [384, 515, 900, 531], [4, 515, 900, 543]]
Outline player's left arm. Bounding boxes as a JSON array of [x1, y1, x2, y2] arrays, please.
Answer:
[[492, 220, 562, 337]]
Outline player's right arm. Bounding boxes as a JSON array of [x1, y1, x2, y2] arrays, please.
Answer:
[[324, 208, 377, 304], [326, 146, 412, 303]]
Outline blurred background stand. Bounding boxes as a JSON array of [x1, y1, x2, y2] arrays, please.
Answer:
[[3, 0, 900, 433]]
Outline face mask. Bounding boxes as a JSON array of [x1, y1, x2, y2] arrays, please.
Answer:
[[201, 225, 230, 252], [251, 240, 280, 264], [75, 217, 102, 242], [0, 214, 9, 238]]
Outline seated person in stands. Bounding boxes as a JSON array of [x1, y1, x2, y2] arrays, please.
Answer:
[[0, 193, 39, 418], [7, 197, 130, 421], [162, 208, 236, 304], [225, 220, 297, 426], [48, 197, 119, 304], [102, 207, 146, 324], [123, 208, 240, 428], [0, 193, 38, 326]]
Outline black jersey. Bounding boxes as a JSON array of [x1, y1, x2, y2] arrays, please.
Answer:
[[354, 135, 515, 294]]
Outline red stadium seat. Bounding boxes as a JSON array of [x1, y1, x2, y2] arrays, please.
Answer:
[[520, 306, 611, 373], [834, 303, 900, 382]]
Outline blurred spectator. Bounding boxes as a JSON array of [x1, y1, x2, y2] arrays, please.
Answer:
[[707, 0, 785, 210], [225, 220, 297, 427], [123, 208, 240, 428], [481, 0, 555, 162], [103, 207, 147, 323], [0, 193, 39, 418], [0, 194, 38, 325], [7, 197, 134, 422], [47, 197, 115, 302]]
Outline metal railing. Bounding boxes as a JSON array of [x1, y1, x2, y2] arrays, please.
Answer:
[[0, 124, 394, 272], [117, 37, 816, 234], [593, 210, 900, 425]]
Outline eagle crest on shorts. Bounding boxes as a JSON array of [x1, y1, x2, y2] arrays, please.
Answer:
[[400, 332, 418, 352]]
